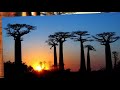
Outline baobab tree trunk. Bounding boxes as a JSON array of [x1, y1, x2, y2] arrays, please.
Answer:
[[15, 37, 22, 65], [54, 45, 57, 68], [113, 54, 117, 69], [14, 37, 22, 77], [80, 41, 86, 72], [105, 43, 112, 72], [87, 48, 91, 72], [59, 42, 64, 71]]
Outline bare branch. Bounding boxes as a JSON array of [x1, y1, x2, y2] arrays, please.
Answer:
[[93, 32, 120, 45], [71, 31, 90, 43], [46, 34, 58, 49], [110, 36, 120, 43], [54, 32, 70, 43], [85, 45, 96, 51], [4, 23, 36, 40]]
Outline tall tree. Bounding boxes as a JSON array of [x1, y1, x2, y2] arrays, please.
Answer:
[[112, 51, 119, 70], [4, 23, 36, 65], [53, 32, 70, 71], [93, 32, 120, 72], [71, 31, 92, 72], [85, 45, 96, 72], [46, 35, 58, 69]]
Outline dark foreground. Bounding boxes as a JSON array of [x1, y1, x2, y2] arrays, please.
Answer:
[[3, 70, 120, 81], [3, 62, 120, 81]]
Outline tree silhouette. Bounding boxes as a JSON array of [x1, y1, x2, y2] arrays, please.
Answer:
[[43, 61, 46, 69], [39, 61, 42, 68], [85, 45, 96, 72], [71, 31, 92, 72], [112, 51, 119, 70], [46, 35, 58, 69], [92, 32, 120, 72], [4, 61, 34, 79], [4, 23, 36, 65], [53, 32, 71, 71]]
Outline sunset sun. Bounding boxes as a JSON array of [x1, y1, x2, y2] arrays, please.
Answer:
[[34, 65, 42, 71]]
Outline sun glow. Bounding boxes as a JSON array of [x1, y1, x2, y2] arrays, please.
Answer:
[[33, 63, 50, 72], [34, 65, 42, 71]]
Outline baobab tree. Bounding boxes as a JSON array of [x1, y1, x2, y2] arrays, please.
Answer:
[[71, 31, 92, 72], [4, 23, 36, 65], [53, 32, 71, 71], [112, 51, 119, 70], [46, 35, 58, 69], [92, 32, 120, 72], [85, 45, 96, 72]]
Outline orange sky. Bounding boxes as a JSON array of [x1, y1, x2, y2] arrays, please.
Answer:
[[3, 40, 106, 71], [2, 13, 120, 72]]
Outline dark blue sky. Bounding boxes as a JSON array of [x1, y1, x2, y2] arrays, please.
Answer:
[[2, 12, 120, 71]]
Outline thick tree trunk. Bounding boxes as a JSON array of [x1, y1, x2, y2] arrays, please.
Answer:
[[105, 43, 112, 72], [15, 37, 22, 65], [54, 45, 57, 69], [114, 54, 117, 69], [87, 48, 91, 72], [80, 41, 86, 72], [59, 42, 64, 71], [14, 37, 22, 77]]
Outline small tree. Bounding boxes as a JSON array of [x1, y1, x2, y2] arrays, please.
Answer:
[[46, 35, 58, 69], [112, 51, 119, 70], [85, 45, 96, 72]]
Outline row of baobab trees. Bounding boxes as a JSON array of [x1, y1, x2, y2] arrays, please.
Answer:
[[4, 23, 120, 73], [46, 31, 120, 72]]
